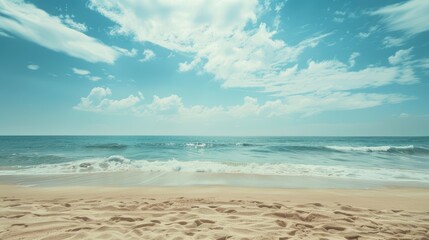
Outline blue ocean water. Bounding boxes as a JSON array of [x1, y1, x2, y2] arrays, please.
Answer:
[[0, 136, 428, 184]]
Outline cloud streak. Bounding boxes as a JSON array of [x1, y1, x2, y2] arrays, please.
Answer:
[[373, 0, 429, 36], [0, 0, 120, 64]]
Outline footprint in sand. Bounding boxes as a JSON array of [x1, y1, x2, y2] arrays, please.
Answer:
[[73, 216, 91, 222], [67, 227, 93, 232], [343, 233, 361, 240], [334, 210, 354, 217], [275, 220, 287, 227], [10, 223, 28, 228], [110, 216, 142, 222], [8, 214, 26, 219], [322, 224, 346, 231], [194, 219, 215, 226], [175, 221, 188, 225], [134, 222, 156, 228]]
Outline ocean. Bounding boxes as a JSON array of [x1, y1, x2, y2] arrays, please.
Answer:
[[0, 136, 428, 188]]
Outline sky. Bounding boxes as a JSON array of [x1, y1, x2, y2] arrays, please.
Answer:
[[0, 0, 428, 136]]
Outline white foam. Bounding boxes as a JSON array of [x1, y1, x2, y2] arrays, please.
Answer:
[[0, 155, 428, 183], [186, 143, 207, 148], [326, 145, 414, 152]]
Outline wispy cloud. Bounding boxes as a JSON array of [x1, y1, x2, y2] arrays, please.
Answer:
[[61, 15, 88, 32], [382, 36, 406, 48], [139, 49, 155, 62], [0, 0, 120, 64], [388, 48, 413, 65], [72, 68, 101, 81], [27, 64, 39, 70], [348, 52, 360, 67], [372, 0, 429, 36], [72, 68, 90, 75], [356, 26, 378, 39]]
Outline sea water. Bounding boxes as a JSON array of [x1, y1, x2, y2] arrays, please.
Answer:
[[0, 136, 428, 187]]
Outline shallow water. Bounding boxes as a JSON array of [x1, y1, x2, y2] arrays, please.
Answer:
[[0, 136, 428, 186]]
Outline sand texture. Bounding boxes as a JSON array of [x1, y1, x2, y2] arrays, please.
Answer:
[[1, 185, 429, 240]]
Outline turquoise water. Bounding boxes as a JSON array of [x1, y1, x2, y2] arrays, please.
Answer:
[[0, 136, 428, 184]]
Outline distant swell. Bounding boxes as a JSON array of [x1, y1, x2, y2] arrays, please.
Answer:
[[325, 145, 429, 154], [85, 143, 128, 150]]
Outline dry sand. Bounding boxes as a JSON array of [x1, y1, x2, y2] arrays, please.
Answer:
[[1, 185, 429, 240]]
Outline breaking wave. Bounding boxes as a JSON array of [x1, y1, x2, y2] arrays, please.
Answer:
[[325, 145, 429, 154], [1, 155, 428, 183]]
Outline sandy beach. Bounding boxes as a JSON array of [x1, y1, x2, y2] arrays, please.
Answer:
[[1, 185, 429, 240]]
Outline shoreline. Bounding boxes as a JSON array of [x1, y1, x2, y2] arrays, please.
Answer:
[[1, 184, 429, 239], [1, 171, 429, 189]]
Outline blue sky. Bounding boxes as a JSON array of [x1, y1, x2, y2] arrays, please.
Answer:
[[0, 0, 428, 135]]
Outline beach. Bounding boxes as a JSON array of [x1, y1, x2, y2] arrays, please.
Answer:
[[2, 0, 429, 238], [1, 136, 429, 239], [1, 185, 429, 240]]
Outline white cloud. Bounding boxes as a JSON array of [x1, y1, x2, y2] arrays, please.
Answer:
[[228, 96, 260, 117], [348, 52, 360, 67], [72, 68, 103, 81], [139, 49, 156, 62], [148, 95, 183, 114], [0, 0, 120, 64], [333, 10, 354, 23], [333, 17, 344, 23], [27, 64, 39, 70], [86, 0, 419, 115], [113, 47, 138, 57], [73, 87, 140, 112], [419, 58, 429, 69], [274, 1, 285, 13], [266, 58, 417, 97], [89, 0, 327, 89], [372, 0, 429, 36], [72, 68, 90, 75], [388, 48, 413, 65], [357, 26, 378, 39], [75, 88, 412, 119], [179, 57, 201, 72], [399, 113, 410, 118], [61, 15, 88, 32], [88, 76, 102, 82], [382, 36, 406, 48]]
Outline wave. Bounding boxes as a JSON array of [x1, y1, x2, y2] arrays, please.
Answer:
[[325, 145, 429, 154], [84, 143, 128, 150], [1, 155, 428, 182]]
